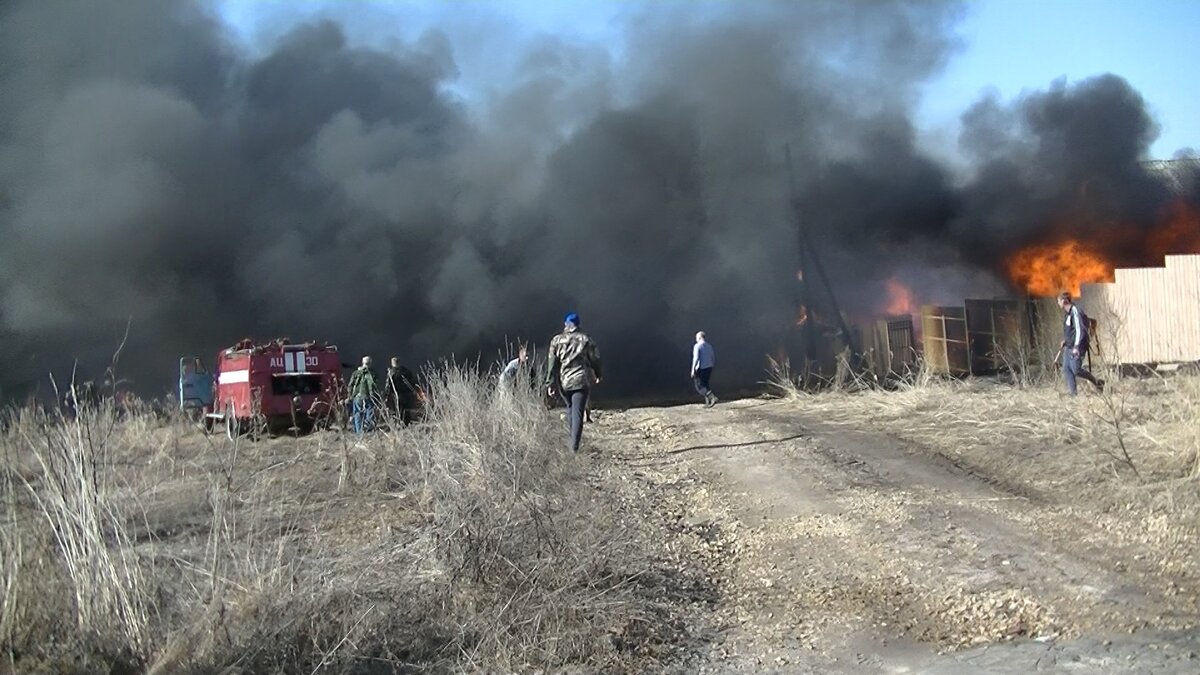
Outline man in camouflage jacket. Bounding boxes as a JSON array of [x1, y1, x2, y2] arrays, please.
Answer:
[[347, 356, 378, 434], [544, 312, 602, 452]]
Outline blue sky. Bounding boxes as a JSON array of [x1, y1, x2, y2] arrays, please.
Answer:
[[217, 0, 1198, 159], [921, 0, 1199, 159]]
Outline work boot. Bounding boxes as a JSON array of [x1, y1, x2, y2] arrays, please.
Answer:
[[1096, 379, 1106, 394]]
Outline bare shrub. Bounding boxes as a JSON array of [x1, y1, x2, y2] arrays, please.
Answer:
[[406, 361, 642, 670], [765, 355, 807, 399]]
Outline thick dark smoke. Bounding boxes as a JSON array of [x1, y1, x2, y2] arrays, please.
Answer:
[[0, 0, 1194, 400], [950, 75, 1197, 266]]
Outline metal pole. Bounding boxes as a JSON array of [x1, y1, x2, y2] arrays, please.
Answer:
[[785, 144, 819, 373], [784, 144, 859, 368]]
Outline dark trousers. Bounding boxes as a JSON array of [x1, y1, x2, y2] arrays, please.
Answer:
[[693, 367, 713, 398], [1063, 352, 1100, 396], [560, 388, 590, 452]]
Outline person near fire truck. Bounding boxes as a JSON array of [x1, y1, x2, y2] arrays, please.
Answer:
[[1057, 292, 1104, 396], [385, 356, 419, 425], [544, 312, 602, 453], [348, 356, 379, 433]]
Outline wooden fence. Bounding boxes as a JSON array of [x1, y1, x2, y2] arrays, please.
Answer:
[[1080, 255, 1200, 365], [921, 305, 970, 376], [861, 317, 917, 381], [921, 298, 1061, 376]]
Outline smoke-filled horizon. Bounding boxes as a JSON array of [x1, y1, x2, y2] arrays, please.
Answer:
[[1, 0, 1196, 400]]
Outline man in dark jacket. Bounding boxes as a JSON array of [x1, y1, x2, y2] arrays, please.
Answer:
[[1058, 292, 1104, 396], [385, 357, 419, 425], [544, 312, 602, 452]]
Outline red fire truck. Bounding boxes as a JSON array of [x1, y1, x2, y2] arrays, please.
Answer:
[[182, 338, 345, 439]]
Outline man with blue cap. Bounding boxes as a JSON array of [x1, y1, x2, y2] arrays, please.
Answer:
[[544, 312, 602, 452]]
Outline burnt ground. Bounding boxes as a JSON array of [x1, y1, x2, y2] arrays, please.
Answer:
[[583, 397, 1200, 674]]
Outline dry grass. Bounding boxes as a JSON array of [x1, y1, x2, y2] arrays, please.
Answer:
[[1, 363, 658, 674], [770, 365, 1200, 519]]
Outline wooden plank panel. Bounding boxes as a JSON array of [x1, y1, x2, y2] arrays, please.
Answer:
[[1111, 270, 1130, 362], [921, 305, 969, 375], [1131, 268, 1155, 363], [964, 299, 997, 374], [1081, 281, 1118, 367], [1166, 256, 1200, 360], [1115, 268, 1146, 362], [921, 305, 948, 375], [1164, 264, 1182, 362], [1173, 256, 1200, 360], [887, 318, 916, 375], [1186, 257, 1200, 360], [1105, 282, 1125, 367], [1080, 252, 1200, 364], [1143, 268, 1170, 362]]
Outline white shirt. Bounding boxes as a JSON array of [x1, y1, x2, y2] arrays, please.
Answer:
[[692, 341, 715, 371], [500, 358, 522, 381]]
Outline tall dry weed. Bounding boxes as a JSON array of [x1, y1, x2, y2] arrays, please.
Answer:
[[2, 360, 649, 673], [1, 397, 153, 669], [407, 361, 639, 669]]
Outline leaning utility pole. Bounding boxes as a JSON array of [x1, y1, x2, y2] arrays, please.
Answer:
[[783, 144, 859, 380], [784, 144, 820, 372]]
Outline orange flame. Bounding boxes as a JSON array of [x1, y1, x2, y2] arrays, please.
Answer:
[[1006, 202, 1199, 297], [884, 277, 915, 316], [1006, 239, 1114, 297], [795, 305, 809, 326]]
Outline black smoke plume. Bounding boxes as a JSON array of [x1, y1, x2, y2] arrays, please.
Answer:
[[0, 0, 1194, 400]]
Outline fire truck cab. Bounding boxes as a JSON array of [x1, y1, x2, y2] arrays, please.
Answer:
[[179, 357, 214, 421], [180, 338, 345, 439]]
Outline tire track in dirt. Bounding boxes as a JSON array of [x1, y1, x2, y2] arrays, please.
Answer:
[[746, 407, 1198, 633], [592, 398, 1200, 673]]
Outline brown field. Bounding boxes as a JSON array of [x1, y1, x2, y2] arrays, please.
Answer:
[[2, 363, 1198, 673]]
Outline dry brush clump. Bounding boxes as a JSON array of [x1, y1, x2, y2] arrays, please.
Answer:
[[394, 361, 655, 670], [1, 362, 657, 674], [1, 400, 154, 672]]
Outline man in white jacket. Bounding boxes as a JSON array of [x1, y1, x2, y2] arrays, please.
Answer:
[[691, 331, 718, 407]]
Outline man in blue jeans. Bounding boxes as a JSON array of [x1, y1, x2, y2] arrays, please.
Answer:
[[691, 331, 718, 407], [544, 313, 602, 452], [347, 356, 378, 433], [1058, 292, 1104, 396]]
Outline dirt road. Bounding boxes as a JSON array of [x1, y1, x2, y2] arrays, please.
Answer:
[[589, 397, 1200, 673]]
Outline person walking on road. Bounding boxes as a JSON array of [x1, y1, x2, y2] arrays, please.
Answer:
[[544, 313, 602, 452], [1058, 292, 1104, 396], [691, 331, 718, 407], [347, 356, 379, 434]]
